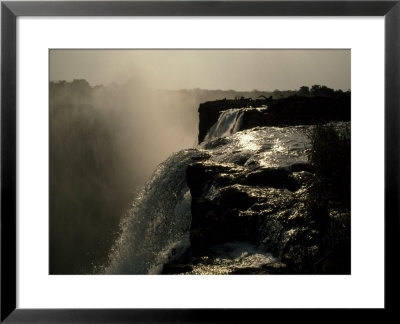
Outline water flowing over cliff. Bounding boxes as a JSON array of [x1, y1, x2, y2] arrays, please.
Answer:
[[104, 149, 209, 274], [103, 98, 350, 275], [204, 109, 245, 141]]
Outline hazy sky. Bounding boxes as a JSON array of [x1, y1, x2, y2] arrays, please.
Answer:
[[50, 49, 350, 91]]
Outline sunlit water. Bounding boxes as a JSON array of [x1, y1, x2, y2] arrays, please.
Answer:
[[185, 242, 277, 275], [103, 106, 349, 274], [202, 126, 311, 169]]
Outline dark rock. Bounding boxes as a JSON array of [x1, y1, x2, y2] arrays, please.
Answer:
[[289, 163, 314, 172], [186, 161, 242, 197], [239, 168, 300, 191], [161, 264, 193, 274], [217, 185, 257, 209], [186, 160, 323, 271], [197, 94, 350, 144]]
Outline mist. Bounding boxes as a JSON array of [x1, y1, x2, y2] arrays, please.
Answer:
[[50, 79, 280, 273], [50, 49, 351, 91], [49, 49, 351, 274]]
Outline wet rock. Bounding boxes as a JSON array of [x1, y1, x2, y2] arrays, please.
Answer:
[[186, 160, 323, 271], [179, 101, 350, 274], [239, 168, 300, 191], [186, 161, 242, 197], [231, 262, 289, 274]]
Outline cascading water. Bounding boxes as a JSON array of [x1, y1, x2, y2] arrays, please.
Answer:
[[102, 104, 349, 274], [103, 149, 209, 274], [204, 109, 245, 141]]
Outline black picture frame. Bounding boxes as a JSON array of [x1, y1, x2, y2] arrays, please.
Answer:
[[1, 0, 399, 322]]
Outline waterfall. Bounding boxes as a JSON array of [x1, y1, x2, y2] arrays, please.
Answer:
[[204, 109, 244, 141], [102, 125, 311, 274], [103, 149, 209, 274], [102, 121, 350, 274]]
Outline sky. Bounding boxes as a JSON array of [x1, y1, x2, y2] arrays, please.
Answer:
[[50, 49, 350, 91]]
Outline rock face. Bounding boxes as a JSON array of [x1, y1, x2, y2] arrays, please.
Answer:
[[161, 94, 350, 275], [186, 161, 324, 273], [198, 94, 351, 144]]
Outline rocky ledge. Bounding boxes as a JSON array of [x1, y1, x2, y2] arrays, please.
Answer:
[[162, 94, 350, 275], [198, 94, 350, 143], [185, 161, 323, 273], [162, 158, 349, 274]]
